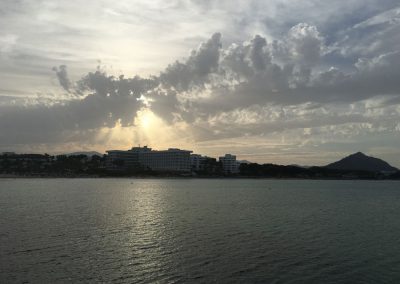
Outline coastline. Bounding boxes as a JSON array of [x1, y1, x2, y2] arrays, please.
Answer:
[[1, 174, 399, 181]]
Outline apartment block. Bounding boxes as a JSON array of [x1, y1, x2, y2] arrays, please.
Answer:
[[219, 154, 240, 174], [106, 146, 192, 172]]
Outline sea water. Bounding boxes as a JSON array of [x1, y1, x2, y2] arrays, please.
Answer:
[[1, 178, 400, 283]]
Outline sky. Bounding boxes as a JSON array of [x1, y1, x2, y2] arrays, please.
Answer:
[[0, 0, 400, 167]]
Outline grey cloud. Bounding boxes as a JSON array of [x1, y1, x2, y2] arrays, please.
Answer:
[[308, 51, 400, 102], [78, 69, 158, 98], [34, 31, 400, 134], [0, 69, 161, 145], [332, 6, 400, 60], [74, 70, 159, 126], [160, 32, 222, 91], [52, 65, 71, 91], [2, 19, 400, 151], [190, 100, 400, 143], [148, 89, 181, 123], [186, 35, 399, 115], [250, 35, 269, 71], [287, 23, 323, 65], [0, 93, 142, 144]]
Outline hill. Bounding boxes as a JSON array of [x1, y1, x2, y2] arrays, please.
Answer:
[[325, 152, 398, 173], [66, 151, 103, 157]]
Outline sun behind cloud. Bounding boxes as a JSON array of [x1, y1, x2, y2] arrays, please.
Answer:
[[136, 108, 159, 130]]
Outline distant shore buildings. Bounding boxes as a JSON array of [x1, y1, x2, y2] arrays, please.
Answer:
[[105, 146, 241, 174], [106, 146, 192, 173], [0, 147, 243, 175], [1, 150, 399, 179]]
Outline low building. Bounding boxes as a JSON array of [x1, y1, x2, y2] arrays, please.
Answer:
[[219, 154, 240, 174], [191, 154, 221, 173], [140, 148, 192, 172], [191, 154, 205, 171], [106, 146, 152, 171], [106, 150, 137, 171]]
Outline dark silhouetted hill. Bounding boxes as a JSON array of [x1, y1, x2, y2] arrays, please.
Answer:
[[325, 152, 398, 172], [66, 151, 103, 157]]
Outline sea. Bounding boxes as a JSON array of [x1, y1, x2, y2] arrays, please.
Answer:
[[1, 178, 400, 283]]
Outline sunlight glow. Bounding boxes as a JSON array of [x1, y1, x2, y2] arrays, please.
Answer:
[[136, 108, 156, 130]]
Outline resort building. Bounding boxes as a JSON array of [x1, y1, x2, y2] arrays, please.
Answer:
[[190, 154, 220, 173], [219, 154, 240, 174], [190, 154, 206, 171], [139, 148, 192, 172], [106, 146, 192, 172], [106, 146, 151, 171]]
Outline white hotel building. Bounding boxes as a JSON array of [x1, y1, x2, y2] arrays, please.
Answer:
[[106, 146, 192, 172], [139, 148, 192, 172]]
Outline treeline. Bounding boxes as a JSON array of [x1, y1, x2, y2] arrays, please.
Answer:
[[239, 163, 400, 179], [0, 153, 106, 176]]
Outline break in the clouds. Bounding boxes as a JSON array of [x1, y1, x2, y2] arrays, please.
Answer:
[[0, 0, 399, 166]]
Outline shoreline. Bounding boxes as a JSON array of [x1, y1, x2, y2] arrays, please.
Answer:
[[1, 174, 399, 181]]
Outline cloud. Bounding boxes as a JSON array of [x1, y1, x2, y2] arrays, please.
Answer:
[[2, 28, 400, 144], [52, 65, 71, 91], [159, 32, 222, 91], [0, 69, 160, 146], [249, 35, 269, 71], [0, 34, 18, 54], [287, 23, 323, 66], [1, 1, 400, 166]]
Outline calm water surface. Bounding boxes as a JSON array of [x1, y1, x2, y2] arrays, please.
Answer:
[[1, 179, 400, 283]]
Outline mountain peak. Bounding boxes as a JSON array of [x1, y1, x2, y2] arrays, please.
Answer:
[[352, 151, 365, 156]]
